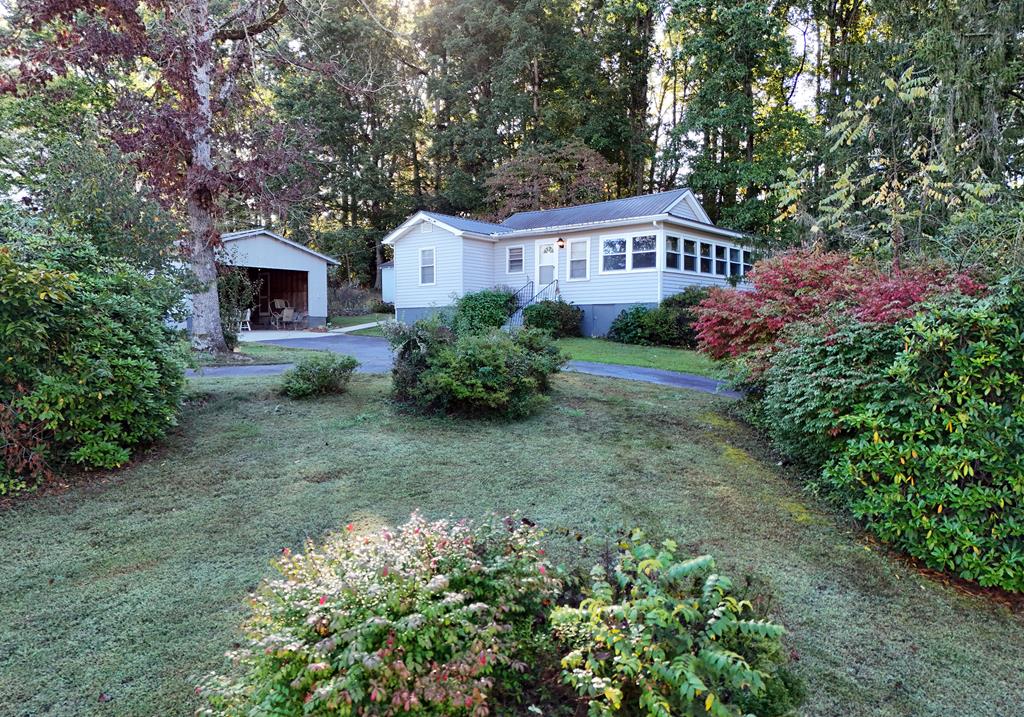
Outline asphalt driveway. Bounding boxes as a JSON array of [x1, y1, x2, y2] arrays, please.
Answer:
[[188, 334, 737, 397]]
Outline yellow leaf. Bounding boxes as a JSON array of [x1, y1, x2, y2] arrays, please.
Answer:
[[873, 431, 880, 443], [937, 505, 943, 513], [705, 694, 715, 711]]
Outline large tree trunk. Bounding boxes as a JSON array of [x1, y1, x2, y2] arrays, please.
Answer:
[[185, 0, 228, 354]]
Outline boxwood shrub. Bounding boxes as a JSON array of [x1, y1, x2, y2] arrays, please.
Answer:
[[1, 207, 185, 494], [281, 353, 359, 398], [523, 298, 583, 337], [384, 318, 566, 419], [451, 288, 516, 335], [198, 514, 561, 716], [824, 278, 1024, 591]]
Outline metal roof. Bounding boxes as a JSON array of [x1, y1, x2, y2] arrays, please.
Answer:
[[498, 189, 692, 231], [221, 228, 340, 265], [422, 211, 512, 235]]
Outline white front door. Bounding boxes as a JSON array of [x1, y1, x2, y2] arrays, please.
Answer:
[[536, 241, 558, 286]]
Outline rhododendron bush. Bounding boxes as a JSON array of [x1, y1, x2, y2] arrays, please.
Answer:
[[198, 514, 560, 716], [693, 249, 983, 376]]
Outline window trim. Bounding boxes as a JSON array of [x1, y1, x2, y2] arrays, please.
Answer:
[[418, 246, 436, 286], [505, 244, 525, 274], [566, 238, 591, 282]]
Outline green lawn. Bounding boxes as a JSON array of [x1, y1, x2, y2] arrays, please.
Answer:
[[195, 342, 324, 367], [350, 325, 385, 337], [557, 337, 721, 376], [2, 374, 1022, 716], [328, 312, 392, 328]]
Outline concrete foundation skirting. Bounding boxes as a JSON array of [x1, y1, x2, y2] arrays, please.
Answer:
[[395, 302, 654, 337]]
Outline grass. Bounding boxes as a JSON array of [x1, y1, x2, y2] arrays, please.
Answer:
[[194, 342, 325, 367], [2, 374, 1023, 717], [328, 312, 392, 328], [557, 337, 721, 376], [349, 325, 385, 337]]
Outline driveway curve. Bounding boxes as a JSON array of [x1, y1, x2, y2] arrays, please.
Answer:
[[187, 334, 737, 397]]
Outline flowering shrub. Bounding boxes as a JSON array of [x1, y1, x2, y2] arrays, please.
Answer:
[[281, 354, 359, 398], [693, 249, 983, 377], [384, 318, 565, 419], [551, 537, 802, 717], [198, 514, 561, 716], [824, 279, 1024, 591], [1, 207, 185, 493]]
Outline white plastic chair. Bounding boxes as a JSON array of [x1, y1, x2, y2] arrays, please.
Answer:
[[238, 308, 252, 332]]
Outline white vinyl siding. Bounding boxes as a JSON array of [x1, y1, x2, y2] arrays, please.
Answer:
[[462, 238, 495, 293], [393, 221, 463, 308]]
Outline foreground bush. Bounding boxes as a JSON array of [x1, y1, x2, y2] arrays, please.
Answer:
[[824, 280, 1024, 591], [385, 319, 565, 419], [552, 537, 803, 716], [762, 316, 902, 468], [1, 208, 185, 494], [281, 354, 360, 398], [523, 298, 583, 337], [451, 288, 516, 335], [198, 514, 561, 716]]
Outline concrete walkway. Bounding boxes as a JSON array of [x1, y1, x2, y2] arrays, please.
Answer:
[[330, 321, 382, 334], [189, 334, 736, 397]]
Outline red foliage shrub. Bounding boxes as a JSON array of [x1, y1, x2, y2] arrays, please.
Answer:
[[694, 249, 984, 371], [1, 401, 53, 494]]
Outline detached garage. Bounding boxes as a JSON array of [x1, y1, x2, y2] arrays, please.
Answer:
[[221, 228, 339, 327]]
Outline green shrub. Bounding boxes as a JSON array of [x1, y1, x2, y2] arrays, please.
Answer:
[[551, 536, 802, 717], [523, 298, 583, 337], [384, 319, 565, 419], [1, 206, 185, 493], [451, 288, 516, 335], [661, 287, 710, 348], [608, 305, 683, 346], [762, 316, 902, 468], [198, 514, 561, 716], [824, 279, 1024, 591], [281, 353, 359, 398]]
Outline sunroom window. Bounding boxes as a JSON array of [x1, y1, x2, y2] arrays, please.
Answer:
[[665, 236, 681, 270], [632, 235, 657, 269], [729, 247, 743, 277], [743, 249, 753, 274], [602, 238, 627, 272], [684, 239, 697, 271], [699, 242, 713, 273], [715, 245, 728, 276]]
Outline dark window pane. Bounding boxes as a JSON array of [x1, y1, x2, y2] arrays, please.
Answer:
[[700, 257, 712, 273], [666, 253, 680, 269], [684, 239, 696, 254], [685, 255, 696, 271], [715, 260, 727, 275], [603, 254, 626, 271], [633, 252, 656, 269]]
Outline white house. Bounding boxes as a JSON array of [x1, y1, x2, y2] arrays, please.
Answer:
[[382, 189, 752, 336], [220, 228, 339, 327]]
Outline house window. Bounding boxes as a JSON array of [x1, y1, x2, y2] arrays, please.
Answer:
[[665, 236, 681, 270], [419, 247, 435, 285], [602, 238, 627, 272], [715, 245, 728, 276], [507, 246, 524, 273], [569, 239, 589, 280], [699, 242, 713, 273], [743, 249, 753, 274], [729, 247, 743, 277], [684, 239, 697, 271], [631, 235, 657, 269]]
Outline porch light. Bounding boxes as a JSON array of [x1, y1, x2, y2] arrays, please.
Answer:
[[556, 237, 566, 249]]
